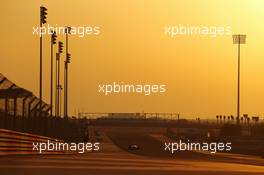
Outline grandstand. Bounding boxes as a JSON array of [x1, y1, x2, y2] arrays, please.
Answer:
[[0, 73, 50, 117], [0, 73, 85, 142]]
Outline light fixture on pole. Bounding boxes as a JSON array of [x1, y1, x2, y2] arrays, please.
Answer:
[[50, 31, 57, 117], [39, 6, 47, 117], [232, 34, 246, 124], [56, 41, 63, 117], [64, 26, 71, 119]]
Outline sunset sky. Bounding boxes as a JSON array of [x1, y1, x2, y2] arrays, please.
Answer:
[[1, 0, 264, 118]]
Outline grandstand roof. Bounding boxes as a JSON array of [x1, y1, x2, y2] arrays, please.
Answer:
[[0, 73, 50, 109]]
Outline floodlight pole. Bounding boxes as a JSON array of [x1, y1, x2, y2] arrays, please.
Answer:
[[58, 53, 61, 117], [50, 32, 57, 117], [64, 27, 71, 119], [233, 34, 246, 125], [64, 59, 68, 118], [59, 85, 63, 117], [56, 42, 63, 117], [39, 6, 47, 117], [237, 38, 240, 124], [55, 53, 59, 117], [64, 32, 69, 119], [39, 10, 43, 117], [50, 35, 53, 116]]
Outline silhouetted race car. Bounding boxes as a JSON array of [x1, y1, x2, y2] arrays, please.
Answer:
[[128, 144, 140, 150]]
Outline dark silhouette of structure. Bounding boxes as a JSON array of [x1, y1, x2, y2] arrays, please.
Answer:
[[232, 34, 246, 124], [64, 26, 71, 119], [39, 6, 48, 117], [50, 31, 57, 116], [0, 73, 50, 117], [0, 73, 85, 142], [56, 42, 63, 117]]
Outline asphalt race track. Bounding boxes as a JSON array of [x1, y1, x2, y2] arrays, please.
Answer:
[[1, 129, 264, 175], [107, 130, 264, 166]]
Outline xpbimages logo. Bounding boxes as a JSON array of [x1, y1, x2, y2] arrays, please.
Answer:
[[164, 140, 232, 154], [32, 24, 100, 37], [164, 24, 232, 38], [33, 140, 100, 153], [98, 82, 167, 96]]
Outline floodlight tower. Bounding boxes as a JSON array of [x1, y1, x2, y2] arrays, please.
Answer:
[[56, 42, 63, 117], [64, 27, 71, 119], [50, 31, 57, 116], [40, 6, 47, 117], [232, 34, 246, 124]]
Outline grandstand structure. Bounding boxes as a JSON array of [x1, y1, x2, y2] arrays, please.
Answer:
[[78, 112, 180, 120], [0, 73, 51, 117], [0, 73, 85, 142]]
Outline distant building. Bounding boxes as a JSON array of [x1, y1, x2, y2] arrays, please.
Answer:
[[107, 113, 145, 119]]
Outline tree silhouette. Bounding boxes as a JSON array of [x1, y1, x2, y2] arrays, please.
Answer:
[[231, 115, 234, 123], [243, 114, 248, 125], [240, 117, 244, 124], [252, 116, 259, 124], [247, 117, 250, 125]]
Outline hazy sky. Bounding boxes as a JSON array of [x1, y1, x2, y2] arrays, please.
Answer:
[[1, 0, 264, 118]]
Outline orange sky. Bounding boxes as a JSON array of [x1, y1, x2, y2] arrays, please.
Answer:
[[1, 0, 264, 118]]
